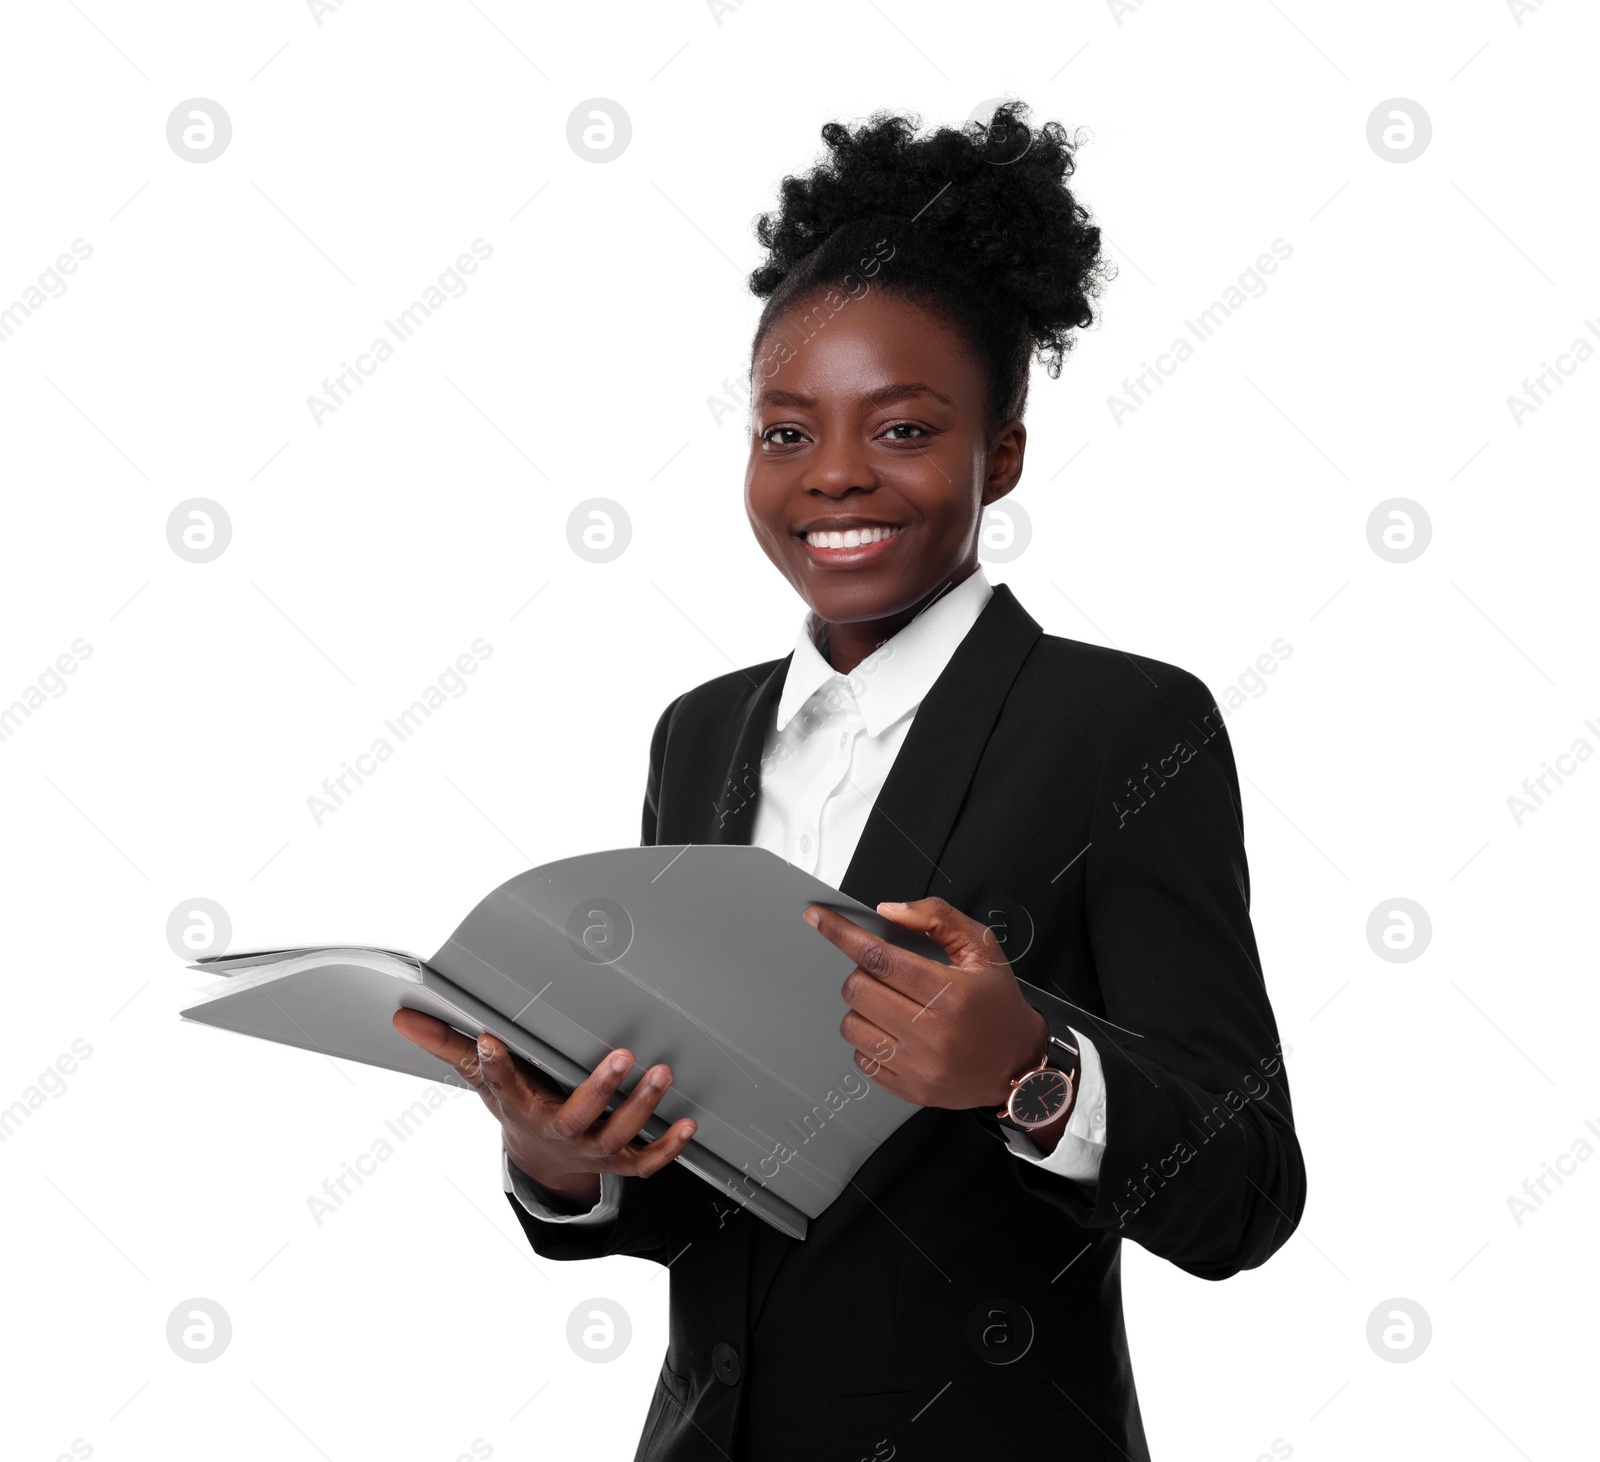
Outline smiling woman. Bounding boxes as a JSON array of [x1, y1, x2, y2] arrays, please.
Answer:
[[741, 103, 1111, 671], [400, 99, 1305, 1462]]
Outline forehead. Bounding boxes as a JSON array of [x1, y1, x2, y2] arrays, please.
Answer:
[[753, 288, 983, 408]]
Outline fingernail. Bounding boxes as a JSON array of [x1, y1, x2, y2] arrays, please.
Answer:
[[802, 906, 820, 927], [648, 1068, 669, 1089], [610, 1052, 630, 1073], [476, 1036, 491, 1058], [878, 900, 907, 912]]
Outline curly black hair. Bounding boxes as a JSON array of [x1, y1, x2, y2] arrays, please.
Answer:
[[748, 100, 1113, 431]]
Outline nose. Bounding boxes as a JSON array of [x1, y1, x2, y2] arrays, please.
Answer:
[[798, 430, 877, 498]]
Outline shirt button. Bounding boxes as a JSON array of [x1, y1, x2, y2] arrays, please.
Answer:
[[838, 731, 848, 749], [799, 834, 812, 854], [713, 1341, 741, 1385]]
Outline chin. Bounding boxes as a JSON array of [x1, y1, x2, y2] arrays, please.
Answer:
[[803, 576, 918, 623]]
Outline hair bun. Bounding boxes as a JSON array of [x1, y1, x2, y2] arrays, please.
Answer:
[[748, 101, 1112, 422]]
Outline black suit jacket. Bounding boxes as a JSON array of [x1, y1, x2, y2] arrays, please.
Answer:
[[506, 582, 1306, 1461]]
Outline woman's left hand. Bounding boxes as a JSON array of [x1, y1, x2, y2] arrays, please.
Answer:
[[803, 895, 1050, 1112]]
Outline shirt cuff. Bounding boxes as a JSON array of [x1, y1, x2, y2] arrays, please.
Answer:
[[999, 1026, 1108, 1185], [503, 1147, 622, 1225]]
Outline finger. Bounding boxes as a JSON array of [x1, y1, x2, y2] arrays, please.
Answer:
[[591, 1064, 693, 1171], [473, 1031, 564, 1108], [875, 896, 1005, 968], [392, 1008, 486, 1089], [625, 1113, 700, 1179], [546, 1048, 639, 1142], [803, 904, 944, 1005], [838, 953, 951, 1050], [853, 1044, 912, 1100], [840, 1015, 901, 1079]]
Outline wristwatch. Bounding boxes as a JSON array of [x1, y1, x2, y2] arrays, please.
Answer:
[[994, 1030, 1080, 1133]]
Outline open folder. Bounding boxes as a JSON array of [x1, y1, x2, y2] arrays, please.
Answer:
[[182, 844, 985, 1241]]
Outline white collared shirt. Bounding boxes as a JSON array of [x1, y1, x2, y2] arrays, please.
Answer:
[[507, 567, 1108, 1223]]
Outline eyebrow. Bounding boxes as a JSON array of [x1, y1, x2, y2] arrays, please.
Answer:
[[757, 382, 956, 411]]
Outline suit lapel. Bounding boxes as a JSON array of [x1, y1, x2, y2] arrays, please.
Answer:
[[836, 582, 1044, 907], [702, 656, 789, 845]]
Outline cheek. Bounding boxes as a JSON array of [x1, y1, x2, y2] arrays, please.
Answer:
[[921, 494, 979, 547], [743, 475, 777, 540], [743, 484, 801, 580]]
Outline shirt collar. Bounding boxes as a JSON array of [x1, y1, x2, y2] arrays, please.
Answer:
[[773, 567, 994, 737]]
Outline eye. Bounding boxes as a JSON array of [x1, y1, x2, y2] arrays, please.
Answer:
[[761, 425, 807, 448], [880, 422, 931, 442]]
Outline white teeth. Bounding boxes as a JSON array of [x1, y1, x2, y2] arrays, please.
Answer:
[[805, 526, 901, 549]]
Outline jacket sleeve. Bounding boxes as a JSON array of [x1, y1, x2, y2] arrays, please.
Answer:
[[503, 1153, 703, 1265], [640, 694, 682, 847], [503, 693, 694, 1265], [1000, 667, 1307, 1280]]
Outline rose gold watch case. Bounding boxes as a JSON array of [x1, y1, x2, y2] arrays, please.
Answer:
[[1002, 1067, 1076, 1129], [994, 1033, 1080, 1129]]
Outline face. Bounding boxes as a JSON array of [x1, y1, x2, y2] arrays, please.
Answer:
[[744, 288, 1025, 637]]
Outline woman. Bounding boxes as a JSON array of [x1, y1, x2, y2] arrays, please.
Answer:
[[397, 101, 1305, 1461]]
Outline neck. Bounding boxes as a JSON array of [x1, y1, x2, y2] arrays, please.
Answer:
[[816, 563, 979, 675]]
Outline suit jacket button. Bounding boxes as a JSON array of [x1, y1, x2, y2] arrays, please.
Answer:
[[712, 1342, 741, 1385]]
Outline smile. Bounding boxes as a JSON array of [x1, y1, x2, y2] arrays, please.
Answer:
[[801, 525, 904, 550], [795, 524, 906, 570]]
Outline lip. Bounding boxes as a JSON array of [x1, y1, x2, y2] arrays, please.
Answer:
[[793, 522, 907, 570], [794, 515, 903, 535]]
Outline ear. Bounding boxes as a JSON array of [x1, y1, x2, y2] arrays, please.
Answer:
[[982, 419, 1027, 504]]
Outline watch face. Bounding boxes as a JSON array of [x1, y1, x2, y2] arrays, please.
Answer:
[[1007, 1069, 1072, 1128]]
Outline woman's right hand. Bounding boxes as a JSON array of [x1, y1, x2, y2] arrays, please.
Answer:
[[392, 1009, 696, 1210]]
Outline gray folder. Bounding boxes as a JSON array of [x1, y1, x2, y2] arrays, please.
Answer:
[[181, 844, 980, 1240]]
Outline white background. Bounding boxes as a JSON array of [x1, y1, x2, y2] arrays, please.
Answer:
[[2, 2, 1596, 1459]]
